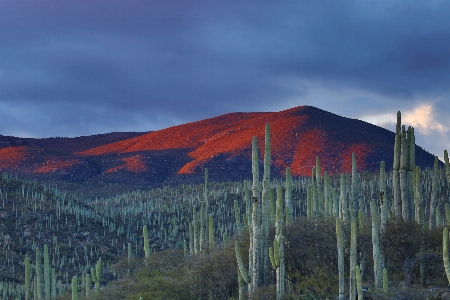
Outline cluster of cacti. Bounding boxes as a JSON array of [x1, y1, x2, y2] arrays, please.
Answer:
[[392, 111, 416, 220], [3, 110, 450, 299], [234, 124, 275, 297]]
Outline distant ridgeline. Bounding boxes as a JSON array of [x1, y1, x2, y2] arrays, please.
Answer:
[[0, 106, 439, 189]]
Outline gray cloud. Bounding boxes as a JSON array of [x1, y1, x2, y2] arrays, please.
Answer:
[[0, 1, 449, 155]]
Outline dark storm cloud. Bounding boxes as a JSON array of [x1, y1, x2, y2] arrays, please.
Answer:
[[0, 0, 449, 144]]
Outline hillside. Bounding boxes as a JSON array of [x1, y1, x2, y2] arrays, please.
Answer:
[[0, 106, 438, 191]]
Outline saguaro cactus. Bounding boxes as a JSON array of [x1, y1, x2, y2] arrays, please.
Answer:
[[236, 124, 273, 296], [443, 227, 450, 284], [444, 150, 450, 185], [209, 214, 214, 253], [143, 225, 150, 258], [336, 217, 345, 300], [25, 256, 31, 300], [274, 186, 285, 300], [91, 258, 102, 293], [36, 247, 43, 300], [350, 153, 359, 300], [350, 217, 358, 300], [261, 123, 271, 286], [44, 245, 50, 300], [85, 274, 91, 297], [400, 126, 409, 220], [393, 111, 402, 217], [285, 167, 293, 226], [356, 265, 363, 300], [430, 156, 439, 229], [71, 276, 78, 300], [371, 200, 382, 290]]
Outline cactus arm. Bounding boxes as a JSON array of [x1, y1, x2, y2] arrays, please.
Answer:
[[382, 268, 388, 293], [235, 241, 250, 284]]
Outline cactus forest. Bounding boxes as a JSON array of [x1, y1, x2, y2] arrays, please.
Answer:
[[2, 111, 450, 300]]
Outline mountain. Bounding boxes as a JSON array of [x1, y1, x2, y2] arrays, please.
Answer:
[[0, 106, 437, 188]]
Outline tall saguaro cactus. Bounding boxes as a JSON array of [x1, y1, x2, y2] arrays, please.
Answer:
[[430, 156, 440, 229], [379, 161, 388, 270], [274, 186, 285, 299], [25, 256, 31, 300], [393, 111, 402, 217], [44, 244, 50, 300], [261, 123, 271, 286], [285, 167, 293, 226], [236, 123, 273, 297], [336, 217, 345, 300], [350, 217, 358, 300], [349, 153, 359, 300], [36, 247, 43, 300], [371, 200, 382, 290]]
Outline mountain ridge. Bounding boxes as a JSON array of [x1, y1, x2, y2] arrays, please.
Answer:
[[0, 106, 438, 188]]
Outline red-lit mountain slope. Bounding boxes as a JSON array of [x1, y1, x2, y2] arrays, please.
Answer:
[[76, 106, 434, 178], [0, 106, 437, 187]]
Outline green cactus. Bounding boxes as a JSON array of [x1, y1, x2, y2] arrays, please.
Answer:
[[400, 126, 409, 220], [95, 258, 102, 292], [393, 111, 401, 217], [356, 265, 363, 300], [128, 243, 132, 275], [445, 203, 450, 227], [251, 135, 261, 292], [336, 217, 345, 300], [445, 150, 450, 185], [44, 244, 50, 300], [269, 242, 276, 269], [261, 123, 271, 286], [235, 241, 250, 284], [382, 268, 388, 293], [143, 225, 150, 258], [36, 247, 43, 300], [208, 214, 214, 253], [340, 173, 349, 222], [237, 267, 245, 300], [85, 274, 91, 297], [443, 227, 450, 284], [274, 186, 285, 300], [234, 199, 243, 235], [351, 153, 358, 219], [71, 276, 78, 300], [25, 256, 31, 300], [350, 153, 358, 300], [285, 167, 293, 226], [350, 217, 358, 300], [430, 156, 439, 229], [371, 200, 382, 290]]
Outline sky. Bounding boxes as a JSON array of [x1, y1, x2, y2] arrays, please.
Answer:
[[0, 1, 449, 159]]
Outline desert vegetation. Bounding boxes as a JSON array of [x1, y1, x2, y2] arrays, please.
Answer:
[[1, 111, 450, 299]]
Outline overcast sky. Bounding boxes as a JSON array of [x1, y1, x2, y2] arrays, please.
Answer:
[[0, 1, 449, 158]]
